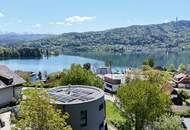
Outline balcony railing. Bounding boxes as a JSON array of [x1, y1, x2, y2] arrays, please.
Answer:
[[104, 77, 121, 84]]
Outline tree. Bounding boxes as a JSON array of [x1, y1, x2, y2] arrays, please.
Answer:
[[143, 58, 155, 68], [117, 80, 170, 130], [83, 63, 91, 70], [143, 68, 172, 85], [187, 64, 190, 72], [15, 89, 72, 130], [178, 64, 186, 72], [166, 64, 176, 72], [153, 114, 185, 130], [61, 64, 104, 89]]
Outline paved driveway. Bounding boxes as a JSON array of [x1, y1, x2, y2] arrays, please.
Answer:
[[0, 111, 11, 130]]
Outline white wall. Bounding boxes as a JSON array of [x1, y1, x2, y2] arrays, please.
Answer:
[[0, 87, 13, 107]]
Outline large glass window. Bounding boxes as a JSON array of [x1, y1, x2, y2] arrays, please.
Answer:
[[80, 110, 87, 127]]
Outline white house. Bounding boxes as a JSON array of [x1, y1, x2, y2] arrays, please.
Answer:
[[0, 65, 25, 107], [104, 74, 125, 92]]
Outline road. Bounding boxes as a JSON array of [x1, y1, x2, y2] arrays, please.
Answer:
[[0, 111, 11, 130]]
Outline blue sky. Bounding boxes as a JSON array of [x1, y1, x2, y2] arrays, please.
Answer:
[[0, 0, 189, 34]]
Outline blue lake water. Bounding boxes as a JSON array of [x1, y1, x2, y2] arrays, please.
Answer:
[[1, 51, 190, 73], [0, 55, 104, 73]]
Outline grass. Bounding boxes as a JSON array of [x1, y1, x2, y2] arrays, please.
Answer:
[[106, 101, 126, 122], [106, 101, 131, 130]]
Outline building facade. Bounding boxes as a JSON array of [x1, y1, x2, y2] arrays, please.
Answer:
[[49, 85, 105, 130], [0, 65, 25, 107], [104, 74, 125, 92]]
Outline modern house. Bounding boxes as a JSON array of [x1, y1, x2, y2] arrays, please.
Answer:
[[0, 65, 25, 107], [103, 74, 125, 92], [49, 85, 105, 130]]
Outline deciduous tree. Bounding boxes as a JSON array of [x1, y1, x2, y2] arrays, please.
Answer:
[[61, 64, 104, 89], [15, 89, 72, 130], [117, 80, 170, 130]]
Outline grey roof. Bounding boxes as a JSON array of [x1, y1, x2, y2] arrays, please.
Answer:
[[48, 85, 104, 105], [0, 65, 25, 89]]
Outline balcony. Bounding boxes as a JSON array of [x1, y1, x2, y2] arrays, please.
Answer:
[[104, 77, 121, 85]]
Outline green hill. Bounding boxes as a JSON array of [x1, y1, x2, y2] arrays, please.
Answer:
[[13, 20, 190, 52]]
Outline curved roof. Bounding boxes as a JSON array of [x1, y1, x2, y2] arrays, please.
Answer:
[[48, 85, 104, 105]]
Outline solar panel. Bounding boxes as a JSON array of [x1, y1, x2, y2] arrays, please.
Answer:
[[72, 89, 82, 93], [61, 96, 76, 102], [79, 96, 94, 101], [48, 86, 99, 103], [70, 93, 81, 97], [80, 90, 94, 95]]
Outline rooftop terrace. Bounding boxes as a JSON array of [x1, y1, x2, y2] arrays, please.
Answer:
[[48, 85, 104, 105]]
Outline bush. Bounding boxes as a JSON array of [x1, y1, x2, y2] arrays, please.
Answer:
[[153, 114, 185, 130], [179, 90, 189, 101]]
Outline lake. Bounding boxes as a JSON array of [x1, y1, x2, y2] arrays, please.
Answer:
[[1, 51, 190, 73]]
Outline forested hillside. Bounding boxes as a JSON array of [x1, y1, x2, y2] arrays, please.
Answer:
[[2, 20, 190, 53]]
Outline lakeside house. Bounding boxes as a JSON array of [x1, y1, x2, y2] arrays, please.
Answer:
[[161, 83, 183, 105], [173, 73, 190, 88], [0, 65, 25, 107], [103, 74, 126, 92], [48, 85, 106, 130]]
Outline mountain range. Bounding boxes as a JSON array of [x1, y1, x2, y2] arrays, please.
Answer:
[[0, 33, 56, 44]]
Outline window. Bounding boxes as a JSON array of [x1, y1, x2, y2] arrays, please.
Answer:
[[99, 103, 103, 111], [99, 121, 104, 130], [80, 110, 87, 127], [106, 83, 112, 89]]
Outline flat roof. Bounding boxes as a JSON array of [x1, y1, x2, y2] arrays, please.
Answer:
[[48, 85, 104, 105], [104, 74, 125, 79]]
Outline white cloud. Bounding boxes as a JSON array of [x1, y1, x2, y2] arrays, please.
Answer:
[[49, 16, 95, 27], [49, 21, 72, 26], [65, 16, 96, 23], [65, 22, 73, 26], [164, 19, 169, 23], [55, 22, 65, 25], [0, 12, 4, 17], [35, 24, 41, 28]]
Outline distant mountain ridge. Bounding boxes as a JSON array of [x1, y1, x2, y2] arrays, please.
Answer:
[[0, 33, 56, 44], [3, 20, 190, 52]]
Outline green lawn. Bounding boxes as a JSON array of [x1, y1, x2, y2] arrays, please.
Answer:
[[106, 101, 131, 129]]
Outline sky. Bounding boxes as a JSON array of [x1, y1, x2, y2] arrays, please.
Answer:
[[0, 0, 189, 34]]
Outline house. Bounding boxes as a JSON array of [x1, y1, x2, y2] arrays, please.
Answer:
[[173, 73, 190, 88], [49, 85, 105, 130], [96, 67, 111, 75], [161, 83, 183, 105], [0, 65, 25, 107], [103, 74, 125, 93]]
